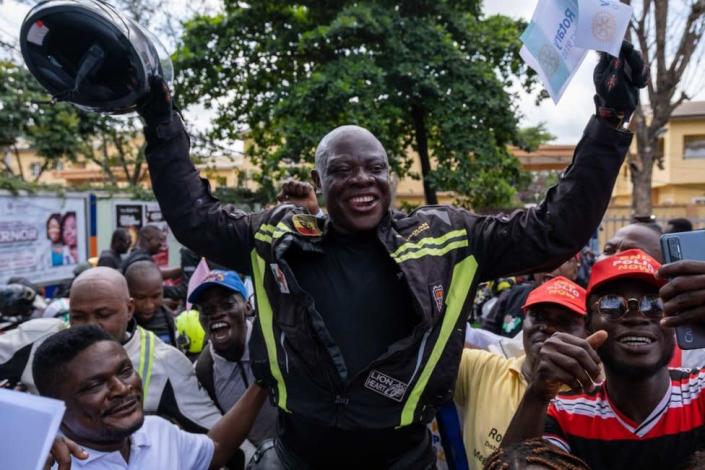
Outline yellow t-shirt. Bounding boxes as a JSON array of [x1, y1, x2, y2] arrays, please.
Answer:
[[454, 349, 527, 470]]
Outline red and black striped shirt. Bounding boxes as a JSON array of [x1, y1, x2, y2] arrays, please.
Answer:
[[544, 368, 705, 470]]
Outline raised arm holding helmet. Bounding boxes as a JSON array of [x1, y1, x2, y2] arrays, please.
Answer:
[[135, 42, 648, 467]]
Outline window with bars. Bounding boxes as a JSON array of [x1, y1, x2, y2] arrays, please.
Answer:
[[684, 135, 705, 159]]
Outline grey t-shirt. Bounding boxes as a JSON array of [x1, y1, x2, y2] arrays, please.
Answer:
[[211, 321, 277, 445]]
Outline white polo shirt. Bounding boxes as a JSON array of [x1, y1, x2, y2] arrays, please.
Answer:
[[53, 416, 214, 470]]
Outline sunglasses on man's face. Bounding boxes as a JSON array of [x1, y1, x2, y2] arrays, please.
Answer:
[[593, 294, 664, 320]]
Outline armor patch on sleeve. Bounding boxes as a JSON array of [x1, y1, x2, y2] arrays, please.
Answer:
[[292, 214, 321, 237], [431, 284, 445, 314], [364, 370, 408, 402]]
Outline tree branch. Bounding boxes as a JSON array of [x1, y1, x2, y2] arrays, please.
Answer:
[[668, 1, 705, 81], [654, 0, 668, 81], [97, 136, 118, 185], [32, 159, 52, 183], [111, 129, 132, 184], [12, 144, 26, 181], [1, 147, 17, 176], [631, 11, 656, 105]]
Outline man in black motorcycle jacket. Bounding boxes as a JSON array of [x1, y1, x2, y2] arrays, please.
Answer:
[[138, 42, 648, 469]]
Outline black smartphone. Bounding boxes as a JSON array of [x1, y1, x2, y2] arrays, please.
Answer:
[[660, 230, 705, 350]]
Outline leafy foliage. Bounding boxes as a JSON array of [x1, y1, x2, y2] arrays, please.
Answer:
[[0, 61, 148, 187], [174, 1, 539, 209], [0, 61, 82, 180], [514, 123, 556, 153]]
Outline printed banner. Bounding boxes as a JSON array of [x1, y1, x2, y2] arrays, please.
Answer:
[[575, 0, 633, 57], [113, 201, 169, 267], [115, 204, 144, 247], [0, 195, 88, 284], [521, 0, 588, 103]]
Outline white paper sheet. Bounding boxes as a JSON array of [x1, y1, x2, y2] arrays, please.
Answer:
[[0, 388, 66, 470], [575, 0, 634, 57], [520, 0, 589, 103]]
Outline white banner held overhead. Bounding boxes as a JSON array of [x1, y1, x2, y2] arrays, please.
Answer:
[[575, 0, 633, 57], [520, 0, 588, 103]]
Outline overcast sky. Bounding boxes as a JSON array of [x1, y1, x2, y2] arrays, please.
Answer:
[[1, 0, 703, 144]]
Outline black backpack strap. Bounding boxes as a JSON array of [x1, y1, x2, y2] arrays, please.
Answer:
[[195, 346, 223, 413], [0, 343, 33, 388], [236, 361, 250, 388]]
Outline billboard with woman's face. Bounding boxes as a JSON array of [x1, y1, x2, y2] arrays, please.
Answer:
[[0, 194, 87, 284]]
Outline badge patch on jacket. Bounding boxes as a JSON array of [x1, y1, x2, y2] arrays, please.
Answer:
[[364, 370, 408, 402], [270, 263, 290, 294], [292, 214, 321, 237], [431, 284, 445, 314]]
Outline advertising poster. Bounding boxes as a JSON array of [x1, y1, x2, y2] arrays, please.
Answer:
[[0, 195, 88, 284], [113, 201, 169, 266], [144, 202, 169, 267], [115, 204, 144, 247]]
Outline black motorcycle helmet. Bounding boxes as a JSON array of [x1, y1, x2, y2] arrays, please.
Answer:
[[20, 0, 173, 114]]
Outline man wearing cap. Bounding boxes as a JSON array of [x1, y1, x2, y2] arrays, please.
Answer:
[[503, 249, 705, 469], [455, 276, 589, 469], [191, 270, 277, 450]]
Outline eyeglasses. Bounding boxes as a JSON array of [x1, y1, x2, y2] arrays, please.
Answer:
[[593, 294, 664, 320]]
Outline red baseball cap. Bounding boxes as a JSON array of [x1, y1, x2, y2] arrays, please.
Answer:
[[587, 248, 666, 297], [522, 276, 587, 316]]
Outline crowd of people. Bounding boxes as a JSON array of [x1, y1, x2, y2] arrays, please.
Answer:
[[2, 41, 705, 470]]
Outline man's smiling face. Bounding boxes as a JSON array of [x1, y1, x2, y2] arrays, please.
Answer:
[[589, 279, 673, 378], [197, 286, 248, 361], [312, 126, 392, 233], [59, 340, 144, 446]]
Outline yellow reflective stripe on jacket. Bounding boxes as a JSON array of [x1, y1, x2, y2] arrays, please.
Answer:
[[399, 255, 477, 427], [391, 229, 467, 259], [260, 224, 276, 234], [255, 224, 275, 243], [251, 249, 289, 412], [137, 327, 156, 403], [272, 222, 294, 239], [392, 239, 469, 263], [255, 232, 273, 243], [254, 222, 294, 244]]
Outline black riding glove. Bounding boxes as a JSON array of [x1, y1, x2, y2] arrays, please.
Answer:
[[137, 75, 173, 127], [593, 41, 650, 126]]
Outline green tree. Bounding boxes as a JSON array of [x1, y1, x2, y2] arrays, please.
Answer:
[[0, 61, 148, 187], [174, 1, 538, 209], [74, 112, 149, 188], [0, 61, 82, 181], [515, 123, 556, 153]]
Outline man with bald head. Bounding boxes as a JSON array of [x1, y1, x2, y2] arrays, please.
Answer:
[[125, 260, 177, 346], [138, 42, 646, 468], [600, 222, 663, 262], [0, 267, 222, 433]]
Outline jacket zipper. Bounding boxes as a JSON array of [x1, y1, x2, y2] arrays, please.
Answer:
[[279, 331, 290, 374], [407, 328, 432, 385]]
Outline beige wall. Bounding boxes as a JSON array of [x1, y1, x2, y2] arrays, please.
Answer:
[[3, 147, 67, 185], [611, 114, 705, 207], [665, 118, 705, 188]]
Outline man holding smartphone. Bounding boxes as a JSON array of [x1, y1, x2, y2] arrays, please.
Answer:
[[502, 249, 705, 469]]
